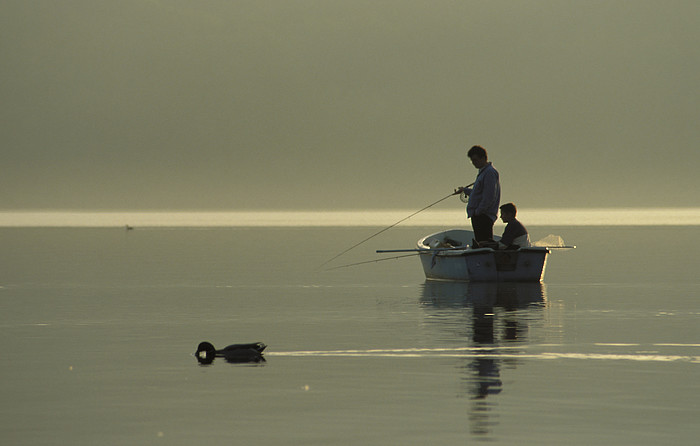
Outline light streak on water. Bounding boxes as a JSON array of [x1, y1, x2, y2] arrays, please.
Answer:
[[267, 345, 700, 363]]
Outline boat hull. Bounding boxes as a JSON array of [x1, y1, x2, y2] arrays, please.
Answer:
[[417, 230, 549, 282]]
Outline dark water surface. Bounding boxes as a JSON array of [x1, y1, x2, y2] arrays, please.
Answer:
[[1, 225, 698, 445]]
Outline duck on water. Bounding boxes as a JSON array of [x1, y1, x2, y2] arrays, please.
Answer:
[[195, 341, 267, 364]]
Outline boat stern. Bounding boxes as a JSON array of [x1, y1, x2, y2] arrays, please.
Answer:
[[465, 247, 549, 282]]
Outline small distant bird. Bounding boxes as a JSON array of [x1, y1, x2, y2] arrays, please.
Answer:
[[125, 225, 134, 231], [194, 341, 266, 364]]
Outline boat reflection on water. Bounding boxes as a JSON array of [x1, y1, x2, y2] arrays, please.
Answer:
[[421, 281, 546, 309], [420, 281, 547, 437]]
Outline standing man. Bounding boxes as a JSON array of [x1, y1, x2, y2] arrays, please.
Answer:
[[455, 145, 501, 244]]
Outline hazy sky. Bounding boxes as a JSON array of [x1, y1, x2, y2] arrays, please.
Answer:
[[2, 1, 698, 210]]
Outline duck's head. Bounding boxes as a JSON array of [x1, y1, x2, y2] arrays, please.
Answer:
[[194, 341, 216, 364]]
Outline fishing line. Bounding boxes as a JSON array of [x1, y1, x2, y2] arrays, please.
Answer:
[[319, 185, 473, 269]]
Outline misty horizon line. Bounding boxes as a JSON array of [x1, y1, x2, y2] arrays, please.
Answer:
[[1, 208, 699, 228]]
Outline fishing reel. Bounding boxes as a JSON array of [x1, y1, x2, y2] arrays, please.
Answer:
[[459, 191, 469, 203]]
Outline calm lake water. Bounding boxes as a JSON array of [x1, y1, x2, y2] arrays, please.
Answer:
[[1, 223, 698, 445]]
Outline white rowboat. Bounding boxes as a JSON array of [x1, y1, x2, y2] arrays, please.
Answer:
[[416, 229, 549, 282]]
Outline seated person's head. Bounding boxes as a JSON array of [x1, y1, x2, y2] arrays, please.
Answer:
[[499, 203, 517, 222]]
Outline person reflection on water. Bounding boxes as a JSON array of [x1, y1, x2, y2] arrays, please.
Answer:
[[496, 203, 530, 250], [454, 145, 500, 246], [470, 304, 503, 400]]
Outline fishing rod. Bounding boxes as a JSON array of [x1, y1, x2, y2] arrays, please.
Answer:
[[318, 184, 474, 269], [376, 247, 467, 253], [329, 244, 576, 271], [324, 253, 421, 271], [377, 246, 575, 253]]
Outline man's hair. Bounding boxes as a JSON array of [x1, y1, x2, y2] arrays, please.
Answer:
[[500, 203, 517, 215], [467, 145, 487, 160]]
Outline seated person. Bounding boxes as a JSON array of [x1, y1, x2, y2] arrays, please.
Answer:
[[497, 203, 530, 249]]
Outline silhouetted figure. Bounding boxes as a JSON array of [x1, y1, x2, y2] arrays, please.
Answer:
[[454, 145, 501, 243], [195, 341, 266, 364], [497, 203, 530, 249]]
